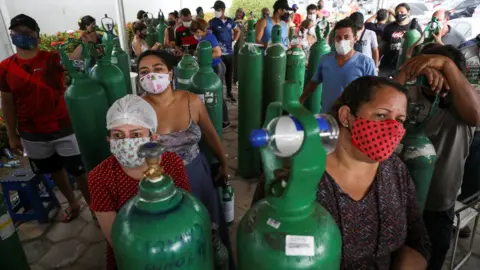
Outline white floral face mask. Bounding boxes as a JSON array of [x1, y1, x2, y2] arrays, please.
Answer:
[[140, 73, 171, 94], [110, 137, 151, 168]]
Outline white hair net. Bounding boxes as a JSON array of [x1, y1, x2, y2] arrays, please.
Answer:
[[106, 94, 157, 133]]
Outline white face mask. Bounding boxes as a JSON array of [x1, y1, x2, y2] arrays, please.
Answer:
[[183, 21, 192, 27], [308, 27, 316, 36], [140, 73, 171, 94], [194, 35, 202, 41], [335, 40, 352, 55], [110, 137, 151, 168], [307, 14, 316, 20], [215, 11, 222, 18]]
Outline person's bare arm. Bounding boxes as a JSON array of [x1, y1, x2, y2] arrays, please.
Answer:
[[255, 18, 267, 46], [1, 92, 18, 138], [372, 47, 380, 68], [366, 14, 377, 23], [392, 246, 428, 270], [132, 40, 143, 57], [164, 28, 170, 46], [401, 55, 480, 125], [300, 81, 320, 104], [69, 45, 83, 60], [192, 94, 228, 174], [212, 46, 222, 59], [95, 212, 117, 246]]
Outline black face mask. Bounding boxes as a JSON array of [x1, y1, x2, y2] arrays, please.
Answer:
[[318, 5, 324, 9], [281, 13, 290, 21], [395, 14, 407, 22], [168, 20, 175, 26], [264, 13, 269, 18]]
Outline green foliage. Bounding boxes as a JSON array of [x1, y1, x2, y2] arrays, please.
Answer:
[[228, 0, 276, 19]]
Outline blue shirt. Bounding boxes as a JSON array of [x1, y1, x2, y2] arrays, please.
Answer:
[[261, 17, 289, 48], [209, 17, 236, 55], [312, 52, 376, 113], [201, 32, 222, 67]]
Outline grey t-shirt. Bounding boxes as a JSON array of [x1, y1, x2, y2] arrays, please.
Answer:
[[405, 87, 475, 211], [358, 29, 378, 60], [442, 26, 467, 47]]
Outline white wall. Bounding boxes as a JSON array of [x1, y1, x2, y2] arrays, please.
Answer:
[[3, 0, 228, 34]]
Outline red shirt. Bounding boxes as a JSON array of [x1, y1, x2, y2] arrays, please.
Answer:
[[0, 51, 70, 133], [175, 25, 198, 48], [88, 153, 191, 270]]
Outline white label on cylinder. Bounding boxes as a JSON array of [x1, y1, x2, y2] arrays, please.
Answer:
[[0, 213, 15, 240], [275, 116, 304, 157], [285, 235, 315, 256], [267, 218, 281, 229], [111, 57, 118, 64], [197, 94, 205, 104], [177, 78, 190, 84], [223, 195, 234, 223]]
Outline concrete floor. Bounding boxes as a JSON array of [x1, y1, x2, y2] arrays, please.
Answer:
[[8, 89, 480, 269]]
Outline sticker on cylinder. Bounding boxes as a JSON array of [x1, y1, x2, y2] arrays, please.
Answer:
[[0, 213, 15, 240], [267, 218, 281, 229], [285, 235, 314, 256], [111, 57, 118, 64], [204, 92, 216, 105], [177, 78, 190, 84], [197, 94, 205, 104]]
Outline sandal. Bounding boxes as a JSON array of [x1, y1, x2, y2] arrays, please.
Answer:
[[62, 205, 81, 223]]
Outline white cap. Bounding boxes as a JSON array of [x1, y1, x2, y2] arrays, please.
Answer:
[[106, 94, 157, 133]]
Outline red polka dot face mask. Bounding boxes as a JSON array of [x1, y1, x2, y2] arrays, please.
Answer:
[[350, 117, 406, 162]]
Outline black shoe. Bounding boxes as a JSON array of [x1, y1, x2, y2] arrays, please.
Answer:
[[223, 122, 231, 129], [227, 94, 237, 103]]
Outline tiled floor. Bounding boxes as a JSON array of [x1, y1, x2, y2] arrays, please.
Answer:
[[8, 89, 480, 269]]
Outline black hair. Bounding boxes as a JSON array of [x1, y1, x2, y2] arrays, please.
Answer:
[[133, 21, 147, 34], [196, 7, 203, 13], [137, 10, 146, 20], [330, 76, 408, 121], [396, 3, 411, 12], [377, 9, 388, 21], [307, 4, 317, 12], [349, 12, 364, 30], [78, 15, 95, 30], [421, 45, 467, 74], [180, 8, 191, 17], [333, 18, 358, 36], [169, 11, 179, 19], [273, 0, 288, 13], [137, 50, 177, 71]]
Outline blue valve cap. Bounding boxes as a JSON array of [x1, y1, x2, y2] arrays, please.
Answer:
[[250, 129, 269, 148], [317, 117, 329, 131]]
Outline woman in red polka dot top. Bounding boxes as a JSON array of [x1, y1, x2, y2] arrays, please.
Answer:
[[88, 94, 191, 270]]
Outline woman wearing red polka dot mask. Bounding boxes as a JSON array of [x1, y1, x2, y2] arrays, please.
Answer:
[[316, 76, 431, 269], [88, 94, 191, 270]]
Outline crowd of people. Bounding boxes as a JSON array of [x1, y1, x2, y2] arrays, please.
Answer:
[[1, 0, 480, 269]]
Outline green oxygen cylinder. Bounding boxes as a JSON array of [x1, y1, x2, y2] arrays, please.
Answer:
[[396, 23, 422, 70], [305, 20, 331, 114], [59, 42, 111, 171], [263, 25, 287, 118], [189, 41, 224, 165], [288, 26, 295, 41], [112, 37, 132, 94], [238, 19, 263, 179], [398, 87, 439, 212], [177, 50, 199, 91], [0, 192, 30, 270], [101, 14, 116, 49], [90, 23, 127, 106], [238, 81, 342, 269], [156, 10, 166, 46], [423, 17, 440, 45], [144, 12, 157, 48], [222, 181, 234, 225], [286, 47, 306, 87], [111, 142, 213, 270]]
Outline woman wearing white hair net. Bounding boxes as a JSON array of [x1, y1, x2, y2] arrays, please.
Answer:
[[87, 95, 191, 270]]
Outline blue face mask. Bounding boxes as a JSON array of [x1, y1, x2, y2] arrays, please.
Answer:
[[11, 33, 38, 50]]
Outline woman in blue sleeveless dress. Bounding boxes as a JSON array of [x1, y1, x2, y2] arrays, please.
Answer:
[[136, 50, 235, 269]]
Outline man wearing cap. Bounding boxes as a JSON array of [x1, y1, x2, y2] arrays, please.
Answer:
[[256, 0, 291, 49], [0, 14, 89, 222], [350, 12, 380, 69], [209, 0, 241, 103]]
